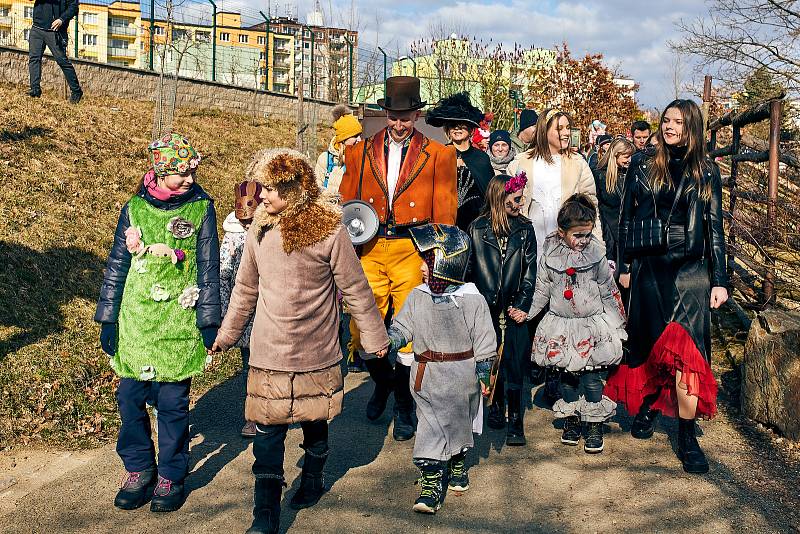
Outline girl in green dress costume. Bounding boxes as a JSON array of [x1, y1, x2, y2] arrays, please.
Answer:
[[94, 133, 221, 513]]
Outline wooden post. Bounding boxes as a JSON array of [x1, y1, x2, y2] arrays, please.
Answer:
[[702, 75, 712, 138], [764, 99, 782, 305]]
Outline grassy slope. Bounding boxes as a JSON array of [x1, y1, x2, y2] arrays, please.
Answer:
[[0, 83, 325, 448]]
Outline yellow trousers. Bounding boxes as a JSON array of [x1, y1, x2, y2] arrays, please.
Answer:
[[350, 237, 422, 353]]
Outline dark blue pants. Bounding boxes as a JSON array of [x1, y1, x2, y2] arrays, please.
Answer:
[[252, 421, 328, 479], [116, 378, 191, 482]]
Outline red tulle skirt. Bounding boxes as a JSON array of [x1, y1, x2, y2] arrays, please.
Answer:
[[605, 322, 718, 419]]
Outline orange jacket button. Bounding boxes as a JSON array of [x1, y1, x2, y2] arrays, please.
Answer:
[[410, 201, 415, 207], [369, 197, 374, 203], [412, 217, 417, 223]]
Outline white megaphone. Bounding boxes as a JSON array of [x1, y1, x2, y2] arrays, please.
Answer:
[[342, 200, 380, 245]]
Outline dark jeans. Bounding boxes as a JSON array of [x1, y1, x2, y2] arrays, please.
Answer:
[[252, 421, 328, 479], [28, 26, 81, 94], [116, 378, 191, 482], [560, 370, 603, 404]]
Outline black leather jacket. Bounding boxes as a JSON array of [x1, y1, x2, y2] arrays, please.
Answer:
[[592, 165, 626, 262], [618, 156, 729, 288], [94, 183, 221, 328], [467, 214, 537, 313]]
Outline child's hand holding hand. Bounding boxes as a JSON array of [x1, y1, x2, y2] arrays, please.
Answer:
[[507, 307, 527, 324], [375, 346, 389, 358]]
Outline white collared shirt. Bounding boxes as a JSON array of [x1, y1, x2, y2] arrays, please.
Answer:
[[386, 135, 407, 209]]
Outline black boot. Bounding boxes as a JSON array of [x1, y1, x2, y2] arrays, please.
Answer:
[[289, 447, 328, 510], [246, 478, 283, 534], [413, 462, 445, 514], [149, 476, 185, 512], [393, 364, 415, 441], [678, 418, 709, 474], [487, 379, 506, 430], [631, 405, 660, 440], [583, 421, 604, 453], [365, 358, 394, 421], [505, 389, 526, 446], [114, 465, 156, 510]]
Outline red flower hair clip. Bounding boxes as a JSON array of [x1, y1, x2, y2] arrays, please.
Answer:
[[505, 171, 528, 194]]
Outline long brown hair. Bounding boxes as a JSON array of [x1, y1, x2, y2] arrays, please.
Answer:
[[597, 138, 635, 192], [481, 175, 514, 237], [525, 108, 573, 164], [649, 99, 711, 200]]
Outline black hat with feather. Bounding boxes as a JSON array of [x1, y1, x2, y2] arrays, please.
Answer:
[[425, 92, 484, 128]]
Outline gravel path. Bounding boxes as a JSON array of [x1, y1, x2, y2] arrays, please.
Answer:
[[1, 370, 798, 533]]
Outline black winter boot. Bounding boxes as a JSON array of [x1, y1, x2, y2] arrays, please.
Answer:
[[413, 463, 445, 514], [505, 389, 526, 446], [365, 358, 394, 421], [392, 364, 415, 441], [289, 447, 328, 510], [487, 378, 506, 430], [149, 476, 185, 512], [631, 405, 660, 440], [583, 421, 604, 453], [114, 465, 156, 510], [246, 478, 283, 534], [561, 416, 581, 446], [447, 451, 469, 492], [678, 418, 709, 474]]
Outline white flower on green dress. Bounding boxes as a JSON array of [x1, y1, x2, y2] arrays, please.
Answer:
[[178, 285, 200, 309], [139, 365, 156, 380], [150, 284, 170, 302], [133, 257, 148, 274]]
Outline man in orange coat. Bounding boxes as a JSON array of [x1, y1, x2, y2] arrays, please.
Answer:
[[339, 76, 457, 440]]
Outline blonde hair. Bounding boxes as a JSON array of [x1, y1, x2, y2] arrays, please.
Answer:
[[597, 138, 635, 192], [481, 175, 514, 237]]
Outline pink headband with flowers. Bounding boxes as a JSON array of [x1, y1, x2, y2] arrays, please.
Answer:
[[505, 171, 527, 194]]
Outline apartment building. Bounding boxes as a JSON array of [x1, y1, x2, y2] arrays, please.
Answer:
[[254, 13, 358, 101]]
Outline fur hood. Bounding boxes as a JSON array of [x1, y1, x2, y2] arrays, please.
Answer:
[[252, 196, 342, 254]]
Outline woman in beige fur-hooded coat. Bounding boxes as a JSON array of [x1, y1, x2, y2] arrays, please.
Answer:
[[214, 148, 389, 530]]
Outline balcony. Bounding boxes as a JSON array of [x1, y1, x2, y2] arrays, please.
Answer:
[[273, 59, 291, 69], [0, 15, 11, 26], [108, 25, 137, 38], [108, 47, 137, 58]]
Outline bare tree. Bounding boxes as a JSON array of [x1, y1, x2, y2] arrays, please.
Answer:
[[667, 51, 687, 101], [673, 0, 800, 91]]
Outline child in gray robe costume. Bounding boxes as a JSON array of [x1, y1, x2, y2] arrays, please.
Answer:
[[388, 223, 496, 515]]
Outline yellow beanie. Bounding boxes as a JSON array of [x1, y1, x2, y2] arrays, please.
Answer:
[[333, 114, 363, 146]]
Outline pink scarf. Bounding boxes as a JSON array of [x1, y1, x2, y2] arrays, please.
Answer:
[[143, 169, 185, 201]]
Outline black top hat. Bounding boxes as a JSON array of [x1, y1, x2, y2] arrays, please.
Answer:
[[377, 76, 427, 112], [425, 92, 483, 128]]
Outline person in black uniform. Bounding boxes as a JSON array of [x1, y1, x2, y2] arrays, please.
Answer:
[[606, 99, 729, 474], [426, 92, 494, 232]]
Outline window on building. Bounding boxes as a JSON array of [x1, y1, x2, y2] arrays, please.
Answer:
[[304, 42, 309, 49], [24, 6, 33, 18], [257, 35, 265, 45], [172, 29, 189, 41], [154, 26, 164, 36], [82, 34, 98, 46], [23, 29, 30, 40], [460, 63, 467, 73], [259, 67, 266, 76], [220, 32, 230, 42], [111, 39, 128, 48], [0, 8, 9, 17], [239, 34, 248, 43], [316, 32, 323, 39], [195, 31, 209, 42], [83, 13, 98, 24]]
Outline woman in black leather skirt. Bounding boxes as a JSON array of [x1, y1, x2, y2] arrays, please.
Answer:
[[606, 99, 729, 474]]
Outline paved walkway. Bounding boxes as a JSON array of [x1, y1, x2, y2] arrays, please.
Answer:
[[1, 371, 797, 533]]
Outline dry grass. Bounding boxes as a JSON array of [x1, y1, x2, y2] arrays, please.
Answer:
[[0, 83, 328, 448]]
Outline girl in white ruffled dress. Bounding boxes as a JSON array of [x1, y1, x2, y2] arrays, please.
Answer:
[[530, 194, 627, 453]]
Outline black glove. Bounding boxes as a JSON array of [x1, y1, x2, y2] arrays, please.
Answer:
[[201, 326, 218, 350], [100, 323, 117, 356]]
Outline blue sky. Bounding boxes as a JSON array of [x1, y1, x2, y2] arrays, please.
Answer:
[[235, 0, 713, 109]]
